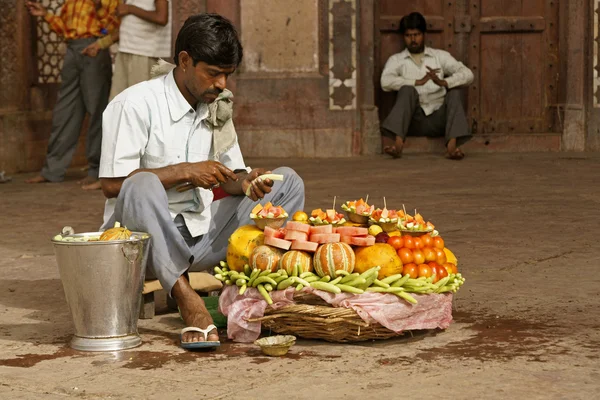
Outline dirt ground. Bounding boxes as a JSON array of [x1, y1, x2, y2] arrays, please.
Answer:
[[0, 153, 599, 400]]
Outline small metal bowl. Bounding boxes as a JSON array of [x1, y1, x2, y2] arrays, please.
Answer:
[[345, 211, 370, 225], [252, 217, 286, 230], [399, 229, 433, 237], [370, 221, 398, 233], [254, 335, 296, 356]]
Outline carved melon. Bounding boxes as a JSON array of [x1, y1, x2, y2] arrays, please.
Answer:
[[99, 222, 131, 241], [313, 242, 355, 278], [279, 250, 313, 275], [250, 245, 284, 272]]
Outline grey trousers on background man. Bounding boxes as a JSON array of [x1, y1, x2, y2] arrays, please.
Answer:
[[102, 167, 305, 295], [381, 86, 472, 147], [41, 38, 112, 182]]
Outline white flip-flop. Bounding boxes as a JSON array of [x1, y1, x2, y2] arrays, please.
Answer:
[[180, 324, 220, 350]]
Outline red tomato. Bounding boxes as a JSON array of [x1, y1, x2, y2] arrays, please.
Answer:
[[421, 234, 433, 248], [398, 248, 414, 264], [412, 249, 425, 265], [413, 237, 423, 249], [403, 263, 418, 279], [429, 265, 440, 283], [433, 237, 445, 249], [423, 247, 437, 262], [417, 264, 432, 278], [403, 236, 415, 249], [428, 261, 441, 268], [435, 249, 447, 265], [437, 265, 449, 279], [443, 263, 458, 274], [387, 236, 404, 250]]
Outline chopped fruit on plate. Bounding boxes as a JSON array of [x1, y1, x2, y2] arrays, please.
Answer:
[[309, 208, 346, 226], [369, 208, 400, 224], [250, 202, 288, 219], [398, 210, 436, 233], [341, 198, 375, 216]]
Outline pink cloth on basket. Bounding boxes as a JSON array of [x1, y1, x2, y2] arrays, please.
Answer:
[[218, 285, 454, 343]]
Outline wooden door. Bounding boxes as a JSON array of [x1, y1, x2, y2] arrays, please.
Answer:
[[376, 0, 560, 135], [469, 0, 559, 134]]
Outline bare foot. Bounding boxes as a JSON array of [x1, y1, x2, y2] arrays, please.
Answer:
[[172, 276, 219, 344], [446, 138, 465, 160], [25, 175, 50, 184], [81, 180, 101, 190], [384, 137, 404, 159]]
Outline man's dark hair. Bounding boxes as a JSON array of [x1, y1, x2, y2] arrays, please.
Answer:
[[174, 13, 243, 67], [398, 12, 427, 34]]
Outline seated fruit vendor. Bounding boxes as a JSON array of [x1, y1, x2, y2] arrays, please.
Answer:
[[98, 13, 305, 349]]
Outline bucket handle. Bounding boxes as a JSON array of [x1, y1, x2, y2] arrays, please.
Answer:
[[122, 241, 142, 264]]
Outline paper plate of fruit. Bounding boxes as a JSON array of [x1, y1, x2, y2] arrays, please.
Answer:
[[308, 208, 346, 226], [341, 198, 375, 224], [250, 202, 289, 230], [368, 208, 400, 232], [398, 212, 437, 236]]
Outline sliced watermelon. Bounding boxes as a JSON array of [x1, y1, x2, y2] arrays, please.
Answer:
[[310, 225, 333, 235], [284, 230, 309, 241], [264, 236, 292, 250], [349, 235, 375, 246], [340, 235, 354, 244], [290, 240, 319, 252], [309, 233, 341, 244], [335, 226, 368, 237], [286, 221, 311, 234]]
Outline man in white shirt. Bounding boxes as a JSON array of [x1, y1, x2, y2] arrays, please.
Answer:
[[99, 14, 305, 349], [380, 12, 474, 160]]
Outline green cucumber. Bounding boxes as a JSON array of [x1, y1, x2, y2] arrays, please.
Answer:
[[381, 274, 403, 285], [336, 284, 365, 294], [257, 284, 273, 305], [310, 281, 342, 294], [252, 276, 277, 287], [277, 277, 295, 290]]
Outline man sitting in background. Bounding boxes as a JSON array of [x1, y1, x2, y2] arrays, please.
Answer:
[[380, 12, 474, 160]]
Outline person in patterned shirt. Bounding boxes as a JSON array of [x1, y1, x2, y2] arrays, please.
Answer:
[[25, 0, 119, 189]]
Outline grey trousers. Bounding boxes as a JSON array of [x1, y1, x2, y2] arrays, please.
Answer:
[[102, 167, 305, 295], [381, 86, 472, 147], [42, 38, 112, 182]]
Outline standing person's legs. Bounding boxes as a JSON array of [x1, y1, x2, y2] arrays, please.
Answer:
[[109, 52, 129, 101], [190, 167, 305, 270], [443, 89, 471, 159], [110, 53, 159, 100], [380, 86, 420, 158], [27, 45, 86, 183], [80, 45, 112, 188]]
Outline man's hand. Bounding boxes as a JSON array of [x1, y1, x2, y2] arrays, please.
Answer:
[[184, 161, 238, 190], [116, 4, 130, 17], [25, 1, 47, 17], [81, 42, 100, 57], [242, 169, 275, 201], [426, 66, 448, 88], [415, 74, 431, 86]]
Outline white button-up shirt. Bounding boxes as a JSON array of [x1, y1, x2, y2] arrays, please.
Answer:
[[380, 47, 474, 116], [99, 71, 247, 237]]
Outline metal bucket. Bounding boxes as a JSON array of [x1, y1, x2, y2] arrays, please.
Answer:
[[52, 231, 151, 351]]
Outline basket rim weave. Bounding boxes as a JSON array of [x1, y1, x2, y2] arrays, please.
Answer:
[[247, 292, 403, 342]]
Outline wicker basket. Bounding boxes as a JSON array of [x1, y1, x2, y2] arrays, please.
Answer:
[[247, 292, 403, 342]]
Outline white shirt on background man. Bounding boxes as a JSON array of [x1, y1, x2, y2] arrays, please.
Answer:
[[99, 71, 247, 237], [381, 46, 474, 116], [118, 0, 172, 58]]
